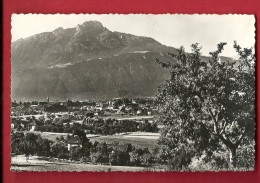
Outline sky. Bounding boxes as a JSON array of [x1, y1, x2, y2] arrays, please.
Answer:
[[11, 14, 255, 57]]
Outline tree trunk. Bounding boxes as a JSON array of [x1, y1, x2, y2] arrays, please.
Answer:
[[217, 134, 239, 169], [229, 147, 237, 169]]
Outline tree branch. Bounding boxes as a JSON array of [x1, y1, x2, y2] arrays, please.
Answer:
[[218, 133, 236, 149], [208, 108, 219, 134], [235, 131, 246, 146], [219, 120, 227, 134]]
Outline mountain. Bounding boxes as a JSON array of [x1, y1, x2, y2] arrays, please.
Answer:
[[12, 21, 174, 71], [11, 21, 230, 101]]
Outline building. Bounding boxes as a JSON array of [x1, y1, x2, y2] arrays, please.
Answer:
[[95, 105, 103, 111], [27, 121, 36, 131], [67, 136, 82, 150]]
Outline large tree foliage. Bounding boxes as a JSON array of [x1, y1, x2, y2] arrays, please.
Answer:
[[11, 132, 53, 157], [156, 42, 255, 170]]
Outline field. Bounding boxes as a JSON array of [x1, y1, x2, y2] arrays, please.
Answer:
[[32, 131, 71, 141], [90, 136, 158, 150], [32, 131, 160, 150], [11, 155, 162, 172]]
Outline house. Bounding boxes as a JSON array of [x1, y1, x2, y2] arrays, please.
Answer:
[[39, 102, 48, 106], [31, 101, 39, 105], [117, 106, 126, 114], [61, 113, 70, 121], [30, 105, 39, 108], [18, 119, 28, 128], [81, 106, 89, 110], [67, 136, 82, 151], [95, 105, 103, 111], [27, 121, 36, 131], [136, 109, 142, 115], [107, 106, 114, 110], [87, 106, 96, 111], [127, 102, 138, 109]]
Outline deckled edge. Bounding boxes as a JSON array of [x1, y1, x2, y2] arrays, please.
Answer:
[[10, 14, 256, 172]]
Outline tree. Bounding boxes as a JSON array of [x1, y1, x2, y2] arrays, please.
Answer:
[[41, 139, 52, 156], [115, 150, 130, 165], [90, 142, 109, 164], [156, 42, 255, 169], [129, 150, 141, 166], [11, 132, 25, 154], [141, 153, 153, 166], [12, 132, 43, 159], [72, 128, 89, 144], [109, 151, 117, 165], [51, 141, 69, 159]]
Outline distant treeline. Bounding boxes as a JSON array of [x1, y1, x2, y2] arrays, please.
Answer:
[[34, 118, 159, 135]]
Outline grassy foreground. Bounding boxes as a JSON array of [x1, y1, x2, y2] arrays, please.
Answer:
[[11, 155, 162, 172]]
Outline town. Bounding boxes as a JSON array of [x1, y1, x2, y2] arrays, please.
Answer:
[[11, 97, 161, 134], [11, 97, 163, 170]]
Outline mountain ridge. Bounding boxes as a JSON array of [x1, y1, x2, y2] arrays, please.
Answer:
[[11, 21, 231, 101]]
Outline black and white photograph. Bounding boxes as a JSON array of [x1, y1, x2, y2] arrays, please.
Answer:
[[10, 14, 255, 171]]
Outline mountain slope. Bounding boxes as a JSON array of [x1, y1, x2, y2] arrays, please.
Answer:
[[12, 51, 175, 100], [12, 21, 169, 71], [11, 21, 232, 101]]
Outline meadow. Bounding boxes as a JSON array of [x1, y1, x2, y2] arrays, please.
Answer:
[[32, 131, 160, 150]]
